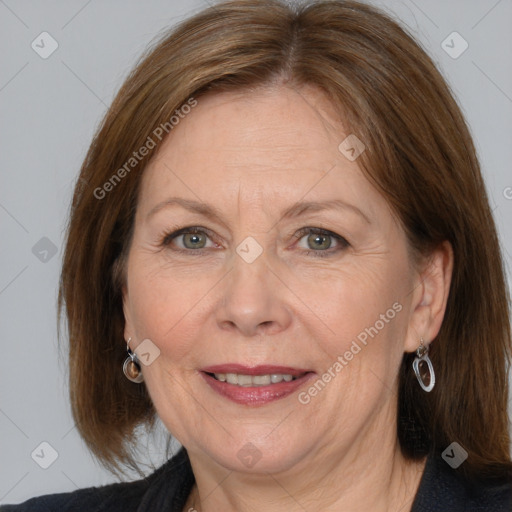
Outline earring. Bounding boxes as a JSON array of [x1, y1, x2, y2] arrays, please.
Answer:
[[412, 337, 435, 392], [123, 338, 144, 383]]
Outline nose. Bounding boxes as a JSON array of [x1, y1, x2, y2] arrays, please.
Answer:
[[215, 253, 292, 338]]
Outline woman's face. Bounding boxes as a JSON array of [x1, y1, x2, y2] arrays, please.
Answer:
[[123, 85, 427, 474]]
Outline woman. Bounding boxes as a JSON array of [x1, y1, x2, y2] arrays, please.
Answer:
[[2, 0, 511, 510]]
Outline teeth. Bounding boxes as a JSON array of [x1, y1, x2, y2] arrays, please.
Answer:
[[213, 373, 298, 386], [237, 374, 253, 387], [253, 375, 271, 385]]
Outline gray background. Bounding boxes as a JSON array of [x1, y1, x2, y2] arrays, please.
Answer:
[[1, 0, 511, 505]]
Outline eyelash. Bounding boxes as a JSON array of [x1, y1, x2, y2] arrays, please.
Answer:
[[293, 227, 349, 257], [158, 226, 349, 258]]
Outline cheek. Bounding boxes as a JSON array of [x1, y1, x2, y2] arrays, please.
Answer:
[[307, 255, 410, 365], [125, 255, 210, 360]]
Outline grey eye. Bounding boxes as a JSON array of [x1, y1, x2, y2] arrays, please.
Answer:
[[306, 233, 332, 250], [182, 232, 208, 249]]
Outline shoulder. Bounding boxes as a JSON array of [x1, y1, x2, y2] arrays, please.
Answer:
[[0, 448, 193, 512], [0, 474, 149, 512], [412, 452, 512, 512]]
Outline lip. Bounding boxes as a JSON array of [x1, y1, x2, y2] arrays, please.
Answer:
[[200, 364, 316, 406], [201, 364, 311, 376]]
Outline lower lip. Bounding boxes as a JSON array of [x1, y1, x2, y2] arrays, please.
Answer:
[[201, 372, 315, 406]]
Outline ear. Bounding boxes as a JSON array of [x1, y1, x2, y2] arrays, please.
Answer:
[[122, 284, 135, 344], [403, 241, 454, 352], [114, 254, 135, 344]]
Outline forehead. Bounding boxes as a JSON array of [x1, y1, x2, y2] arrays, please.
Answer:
[[138, 85, 388, 222], [159, 85, 343, 163]]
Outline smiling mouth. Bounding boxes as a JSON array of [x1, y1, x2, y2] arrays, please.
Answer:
[[200, 366, 315, 406], [207, 372, 304, 387]]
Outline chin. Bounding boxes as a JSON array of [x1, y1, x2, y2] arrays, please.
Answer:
[[202, 436, 309, 475]]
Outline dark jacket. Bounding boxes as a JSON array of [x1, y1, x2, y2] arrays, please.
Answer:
[[1, 448, 511, 511]]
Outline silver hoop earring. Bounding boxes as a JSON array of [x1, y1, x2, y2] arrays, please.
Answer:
[[123, 338, 144, 383], [412, 337, 435, 392]]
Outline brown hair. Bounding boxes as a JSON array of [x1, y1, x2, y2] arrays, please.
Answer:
[[59, 0, 512, 479]]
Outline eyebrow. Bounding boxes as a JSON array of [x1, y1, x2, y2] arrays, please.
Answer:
[[147, 197, 371, 225]]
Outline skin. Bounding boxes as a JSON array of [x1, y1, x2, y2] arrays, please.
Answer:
[[122, 84, 453, 512]]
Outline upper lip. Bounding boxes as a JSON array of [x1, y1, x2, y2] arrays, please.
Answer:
[[201, 364, 313, 377]]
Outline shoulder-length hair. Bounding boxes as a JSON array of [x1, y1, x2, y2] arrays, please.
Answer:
[[59, 0, 512, 479]]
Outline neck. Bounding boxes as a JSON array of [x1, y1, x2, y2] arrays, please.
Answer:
[[184, 405, 427, 512]]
